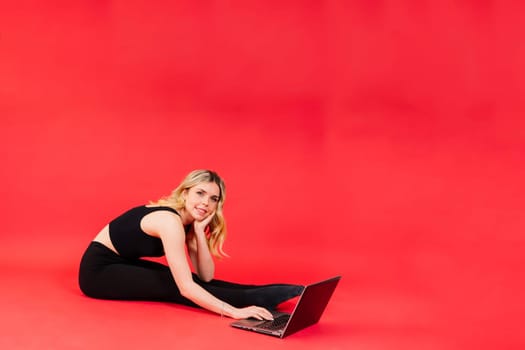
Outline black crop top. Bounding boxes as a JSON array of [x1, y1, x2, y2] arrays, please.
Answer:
[[109, 205, 180, 258]]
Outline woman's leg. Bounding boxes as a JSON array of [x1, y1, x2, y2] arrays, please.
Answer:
[[79, 242, 303, 310], [195, 278, 304, 310], [79, 242, 195, 305]]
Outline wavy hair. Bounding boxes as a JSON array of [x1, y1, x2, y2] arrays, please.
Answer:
[[151, 169, 228, 258]]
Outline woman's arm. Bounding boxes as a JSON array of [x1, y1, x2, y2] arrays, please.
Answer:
[[187, 213, 215, 282], [145, 212, 273, 320]]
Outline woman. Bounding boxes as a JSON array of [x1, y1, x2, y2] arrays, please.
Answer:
[[79, 169, 303, 320]]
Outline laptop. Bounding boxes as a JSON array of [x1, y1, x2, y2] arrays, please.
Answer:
[[230, 276, 341, 338]]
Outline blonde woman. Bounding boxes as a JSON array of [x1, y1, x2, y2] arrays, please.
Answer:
[[79, 169, 303, 320]]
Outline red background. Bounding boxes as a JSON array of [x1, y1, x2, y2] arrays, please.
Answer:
[[1, 1, 524, 349]]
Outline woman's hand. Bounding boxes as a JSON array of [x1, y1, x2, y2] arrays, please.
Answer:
[[231, 306, 274, 321], [193, 210, 216, 237]]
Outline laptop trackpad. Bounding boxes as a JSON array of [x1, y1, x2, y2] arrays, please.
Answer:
[[231, 318, 267, 327]]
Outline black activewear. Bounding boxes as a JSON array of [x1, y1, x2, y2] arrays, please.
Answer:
[[78, 206, 304, 310], [109, 205, 179, 258]]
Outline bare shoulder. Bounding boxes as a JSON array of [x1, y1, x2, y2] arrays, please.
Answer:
[[141, 209, 183, 238]]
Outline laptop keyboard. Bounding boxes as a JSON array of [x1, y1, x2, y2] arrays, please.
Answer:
[[257, 314, 290, 331]]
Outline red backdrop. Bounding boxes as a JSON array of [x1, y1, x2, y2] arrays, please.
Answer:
[[1, 1, 524, 349]]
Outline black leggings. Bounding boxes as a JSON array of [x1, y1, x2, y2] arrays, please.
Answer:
[[79, 242, 303, 310]]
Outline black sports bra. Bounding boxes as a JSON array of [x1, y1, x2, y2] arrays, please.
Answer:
[[108, 205, 179, 258]]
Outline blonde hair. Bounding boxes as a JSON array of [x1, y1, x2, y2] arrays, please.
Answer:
[[151, 169, 228, 258]]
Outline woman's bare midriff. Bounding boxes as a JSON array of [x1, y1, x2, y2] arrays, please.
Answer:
[[93, 224, 119, 254]]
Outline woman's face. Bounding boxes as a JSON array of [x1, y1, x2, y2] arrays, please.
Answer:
[[184, 181, 221, 221]]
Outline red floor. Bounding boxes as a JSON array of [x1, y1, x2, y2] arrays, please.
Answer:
[[1, 247, 354, 350], [1, 1, 525, 349]]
